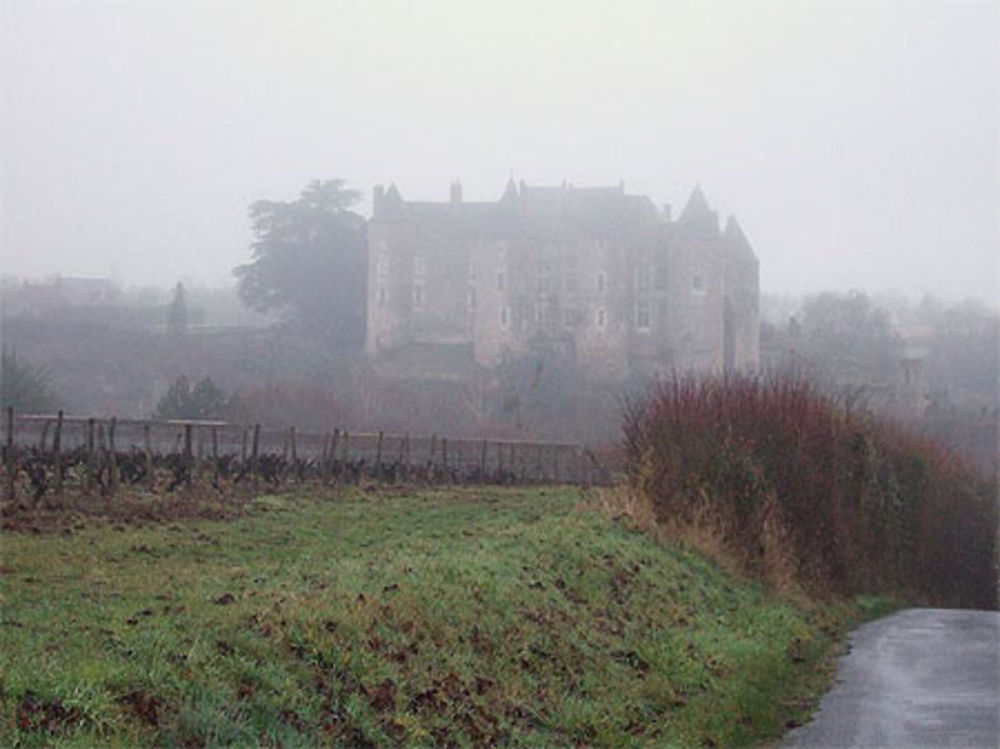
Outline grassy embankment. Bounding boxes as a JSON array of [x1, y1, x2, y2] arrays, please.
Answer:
[[1, 486, 890, 748]]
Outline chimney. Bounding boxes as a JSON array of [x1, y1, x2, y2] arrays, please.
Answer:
[[450, 180, 463, 204], [373, 185, 385, 215]]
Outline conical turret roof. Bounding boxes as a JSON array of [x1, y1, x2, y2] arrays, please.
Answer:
[[680, 184, 712, 221], [501, 177, 518, 202], [677, 184, 719, 234], [724, 215, 758, 263], [725, 215, 751, 249]]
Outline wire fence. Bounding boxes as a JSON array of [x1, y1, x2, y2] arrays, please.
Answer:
[[2, 408, 613, 507]]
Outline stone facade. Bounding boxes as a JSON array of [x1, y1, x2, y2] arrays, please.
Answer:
[[366, 180, 759, 381]]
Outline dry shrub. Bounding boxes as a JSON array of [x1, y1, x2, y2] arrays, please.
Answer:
[[623, 373, 997, 609]]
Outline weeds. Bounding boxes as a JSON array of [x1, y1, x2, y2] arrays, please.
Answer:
[[623, 373, 997, 609]]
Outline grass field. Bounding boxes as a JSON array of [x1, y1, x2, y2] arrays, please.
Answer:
[[0, 486, 893, 748]]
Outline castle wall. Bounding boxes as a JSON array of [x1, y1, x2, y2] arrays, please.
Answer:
[[367, 181, 759, 383], [667, 234, 726, 373]]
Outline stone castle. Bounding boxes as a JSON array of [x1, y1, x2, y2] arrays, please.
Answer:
[[365, 179, 759, 381]]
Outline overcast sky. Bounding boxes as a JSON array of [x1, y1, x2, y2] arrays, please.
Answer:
[[2, 0, 998, 303]]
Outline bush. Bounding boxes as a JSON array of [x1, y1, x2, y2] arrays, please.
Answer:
[[154, 376, 230, 420], [1, 348, 59, 413], [623, 373, 997, 609]]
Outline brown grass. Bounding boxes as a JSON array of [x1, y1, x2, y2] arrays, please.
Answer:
[[622, 373, 998, 609]]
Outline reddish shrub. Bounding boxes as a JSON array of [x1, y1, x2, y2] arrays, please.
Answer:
[[624, 373, 997, 609]]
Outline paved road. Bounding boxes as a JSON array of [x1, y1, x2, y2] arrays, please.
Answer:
[[781, 608, 999, 749]]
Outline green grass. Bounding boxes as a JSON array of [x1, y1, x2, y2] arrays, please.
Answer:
[[0, 486, 894, 748]]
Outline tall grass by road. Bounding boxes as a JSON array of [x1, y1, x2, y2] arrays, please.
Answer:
[[624, 374, 997, 609]]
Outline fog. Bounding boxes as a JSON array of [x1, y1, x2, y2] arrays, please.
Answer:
[[2, 0, 997, 303]]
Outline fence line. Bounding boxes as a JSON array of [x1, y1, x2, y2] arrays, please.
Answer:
[[2, 408, 612, 506]]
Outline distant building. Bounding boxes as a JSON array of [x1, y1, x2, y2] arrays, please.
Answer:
[[366, 180, 759, 381]]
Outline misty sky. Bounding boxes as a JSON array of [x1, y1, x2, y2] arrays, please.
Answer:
[[2, 0, 998, 303]]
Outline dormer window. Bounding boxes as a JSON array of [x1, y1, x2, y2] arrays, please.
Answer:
[[692, 275, 706, 295]]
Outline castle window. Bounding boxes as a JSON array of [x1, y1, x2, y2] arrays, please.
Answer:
[[597, 272, 606, 294], [414, 256, 426, 279], [497, 272, 505, 291], [376, 255, 389, 279], [468, 264, 476, 282], [413, 282, 425, 307], [467, 287, 476, 309], [655, 265, 669, 291], [636, 300, 651, 330], [636, 267, 651, 294], [377, 287, 387, 306], [596, 307, 607, 329], [500, 307, 510, 329], [692, 275, 706, 295], [537, 263, 550, 292]]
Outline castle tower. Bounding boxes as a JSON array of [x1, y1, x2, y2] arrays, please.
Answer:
[[722, 215, 760, 371]]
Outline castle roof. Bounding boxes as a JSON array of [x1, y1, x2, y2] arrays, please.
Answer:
[[724, 215, 753, 251], [501, 177, 518, 202], [678, 184, 719, 235], [723, 215, 758, 266], [373, 180, 659, 241]]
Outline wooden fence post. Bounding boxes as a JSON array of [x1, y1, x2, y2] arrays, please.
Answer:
[[144, 423, 154, 492], [320, 432, 330, 485], [403, 434, 411, 481], [85, 417, 95, 494], [241, 426, 249, 464], [4, 407, 14, 505], [327, 428, 341, 485], [40, 420, 51, 452], [480, 439, 488, 481], [429, 433, 437, 477], [375, 430, 384, 478], [184, 423, 193, 490], [281, 429, 290, 485], [289, 427, 297, 483], [250, 424, 260, 489], [441, 437, 449, 480], [108, 417, 118, 498], [341, 429, 351, 481], [211, 426, 220, 489], [95, 422, 106, 498], [53, 410, 64, 498]]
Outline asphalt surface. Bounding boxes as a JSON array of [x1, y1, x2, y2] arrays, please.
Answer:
[[781, 608, 999, 749]]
